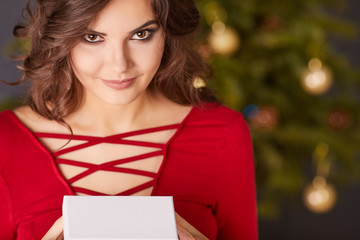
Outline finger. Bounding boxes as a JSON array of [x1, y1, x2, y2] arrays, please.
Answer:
[[175, 213, 209, 240], [177, 223, 196, 240], [56, 231, 64, 240], [41, 216, 63, 240]]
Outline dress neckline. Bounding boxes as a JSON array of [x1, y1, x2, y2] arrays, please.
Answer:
[[9, 105, 196, 138], [5, 106, 198, 196]]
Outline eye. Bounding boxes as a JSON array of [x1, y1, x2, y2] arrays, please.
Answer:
[[83, 34, 103, 43], [131, 30, 153, 40]]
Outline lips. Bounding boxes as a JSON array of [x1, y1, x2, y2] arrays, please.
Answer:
[[101, 78, 136, 90]]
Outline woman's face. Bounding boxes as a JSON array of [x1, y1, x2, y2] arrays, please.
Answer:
[[70, 0, 165, 106]]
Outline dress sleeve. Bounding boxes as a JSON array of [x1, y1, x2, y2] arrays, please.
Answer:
[[0, 112, 16, 239], [214, 114, 258, 240], [0, 174, 16, 239]]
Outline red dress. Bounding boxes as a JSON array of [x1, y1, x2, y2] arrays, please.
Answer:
[[0, 104, 258, 240]]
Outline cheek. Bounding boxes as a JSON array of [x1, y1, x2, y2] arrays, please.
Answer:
[[70, 45, 103, 77], [134, 39, 165, 74]]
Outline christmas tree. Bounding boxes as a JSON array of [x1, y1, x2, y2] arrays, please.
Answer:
[[1, 0, 359, 220], [195, 0, 360, 218]]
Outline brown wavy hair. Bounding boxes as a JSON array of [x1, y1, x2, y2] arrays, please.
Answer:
[[9, 0, 217, 123]]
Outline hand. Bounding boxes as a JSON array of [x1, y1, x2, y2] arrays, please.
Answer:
[[175, 212, 209, 240], [42, 213, 209, 240], [41, 217, 63, 240]]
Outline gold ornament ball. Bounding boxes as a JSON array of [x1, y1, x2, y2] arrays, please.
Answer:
[[301, 68, 333, 95], [208, 24, 241, 55], [301, 58, 333, 95], [193, 77, 206, 89], [303, 176, 337, 214]]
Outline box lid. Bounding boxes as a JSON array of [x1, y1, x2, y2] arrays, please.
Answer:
[[63, 196, 178, 240]]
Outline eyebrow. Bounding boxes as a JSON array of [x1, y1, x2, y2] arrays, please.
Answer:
[[85, 20, 159, 37], [84, 29, 107, 36], [128, 20, 159, 34]]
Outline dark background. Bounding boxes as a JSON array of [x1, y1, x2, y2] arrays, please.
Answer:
[[1, 1, 359, 239]]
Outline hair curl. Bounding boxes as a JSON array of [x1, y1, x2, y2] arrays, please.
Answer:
[[11, 0, 217, 123]]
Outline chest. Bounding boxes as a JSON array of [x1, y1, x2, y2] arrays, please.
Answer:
[[37, 128, 178, 196]]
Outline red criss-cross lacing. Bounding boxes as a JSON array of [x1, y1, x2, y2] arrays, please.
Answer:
[[34, 124, 181, 196]]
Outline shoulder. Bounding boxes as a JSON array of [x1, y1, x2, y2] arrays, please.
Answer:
[[12, 105, 43, 129], [0, 106, 36, 141], [193, 104, 252, 147], [12, 105, 65, 133], [0, 109, 12, 124], [179, 103, 251, 147], [190, 103, 247, 130], [0, 108, 31, 158], [0, 108, 23, 131]]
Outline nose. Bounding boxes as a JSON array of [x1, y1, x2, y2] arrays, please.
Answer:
[[107, 41, 133, 73]]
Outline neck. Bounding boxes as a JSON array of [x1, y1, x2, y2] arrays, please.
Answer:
[[66, 90, 159, 136]]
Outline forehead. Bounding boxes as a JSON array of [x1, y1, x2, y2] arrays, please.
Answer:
[[90, 0, 155, 31]]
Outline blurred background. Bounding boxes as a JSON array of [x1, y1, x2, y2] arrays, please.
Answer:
[[1, 0, 360, 239]]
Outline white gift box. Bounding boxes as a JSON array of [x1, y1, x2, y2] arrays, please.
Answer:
[[62, 196, 178, 240]]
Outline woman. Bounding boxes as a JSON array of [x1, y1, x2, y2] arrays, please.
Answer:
[[0, 0, 258, 239]]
